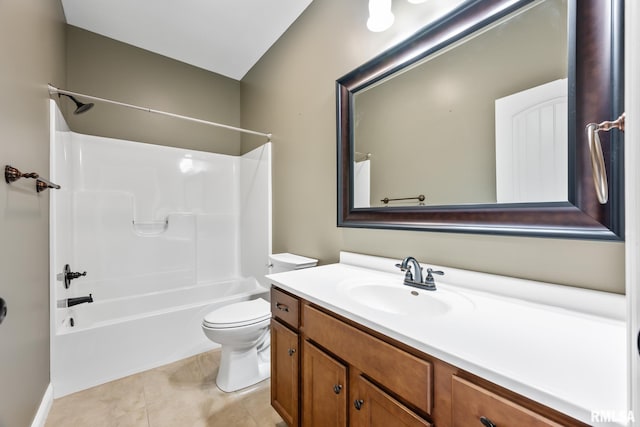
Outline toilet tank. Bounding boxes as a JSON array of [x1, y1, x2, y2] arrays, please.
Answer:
[[269, 253, 318, 274]]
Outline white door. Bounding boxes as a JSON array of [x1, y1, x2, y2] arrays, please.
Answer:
[[495, 79, 568, 203], [353, 160, 371, 208]]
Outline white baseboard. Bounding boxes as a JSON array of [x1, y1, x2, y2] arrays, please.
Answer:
[[31, 383, 53, 427]]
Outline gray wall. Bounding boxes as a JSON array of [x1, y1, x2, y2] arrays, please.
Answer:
[[0, 0, 66, 426], [65, 26, 242, 156], [241, 0, 625, 293]]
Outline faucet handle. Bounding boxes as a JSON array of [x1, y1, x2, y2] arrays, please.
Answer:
[[63, 264, 87, 289], [425, 268, 444, 284], [395, 263, 414, 281]]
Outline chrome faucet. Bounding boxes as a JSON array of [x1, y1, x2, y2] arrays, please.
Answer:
[[396, 257, 444, 291]]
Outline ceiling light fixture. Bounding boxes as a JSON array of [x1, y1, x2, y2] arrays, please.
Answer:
[[367, 0, 394, 32]]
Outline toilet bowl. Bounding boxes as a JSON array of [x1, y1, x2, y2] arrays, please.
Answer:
[[202, 298, 271, 392], [201, 253, 317, 392]]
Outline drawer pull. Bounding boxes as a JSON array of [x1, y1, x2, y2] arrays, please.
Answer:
[[480, 416, 496, 427], [287, 348, 296, 356], [276, 302, 290, 312], [333, 384, 343, 394], [354, 399, 364, 410]]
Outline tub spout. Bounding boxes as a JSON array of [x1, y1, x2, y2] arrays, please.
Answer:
[[67, 294, 93, 307]]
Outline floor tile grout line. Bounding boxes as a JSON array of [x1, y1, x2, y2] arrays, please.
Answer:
[[145, 405, 151, 427]]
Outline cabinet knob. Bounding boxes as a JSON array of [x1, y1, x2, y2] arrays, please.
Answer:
[[287, 348, 296, 356], [354, 399, 364, 410], [276, 302, 289, 312], [333, 384, 343, 394], [480, 416, 497, 427]]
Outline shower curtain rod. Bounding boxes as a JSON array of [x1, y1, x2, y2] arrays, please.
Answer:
[[47, 84, 272, 141]]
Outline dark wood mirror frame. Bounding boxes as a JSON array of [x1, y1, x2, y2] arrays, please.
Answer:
[[337, 0, 624, 240]]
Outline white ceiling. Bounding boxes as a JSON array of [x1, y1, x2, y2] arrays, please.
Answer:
[[61, 0, 313, 81]]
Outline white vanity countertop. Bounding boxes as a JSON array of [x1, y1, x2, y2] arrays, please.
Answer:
[[266, 252, 628, 427]]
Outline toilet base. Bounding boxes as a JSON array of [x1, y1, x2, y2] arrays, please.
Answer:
[[216, 330, 271, 392]]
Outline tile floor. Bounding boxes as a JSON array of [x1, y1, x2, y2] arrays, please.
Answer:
[[45, 350, 285, 427]]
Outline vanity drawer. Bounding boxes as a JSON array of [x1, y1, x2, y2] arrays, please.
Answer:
[[303, 304, 433, 414], [271, 287, 300, 329], [452, 376, 563, 427]]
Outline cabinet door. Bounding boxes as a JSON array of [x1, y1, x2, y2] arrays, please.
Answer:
[[350, 375, 432, 427], [271, 319, 299, 427], [302, 340, 348, 427]]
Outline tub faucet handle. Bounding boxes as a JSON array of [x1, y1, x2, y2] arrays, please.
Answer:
[[64, 264, 87, 288], [68, 271, 87, 280]]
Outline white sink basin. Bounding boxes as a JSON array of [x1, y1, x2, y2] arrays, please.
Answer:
[[339, 278, 474, 317]]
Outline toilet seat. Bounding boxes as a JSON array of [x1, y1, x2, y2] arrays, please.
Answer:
[[203, 298, 270, 329]]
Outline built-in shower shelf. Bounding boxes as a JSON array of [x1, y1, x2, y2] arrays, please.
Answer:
[[132, 219, 168, 236]]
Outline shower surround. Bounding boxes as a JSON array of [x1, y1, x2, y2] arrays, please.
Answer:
[[49, 101, 272, 397]]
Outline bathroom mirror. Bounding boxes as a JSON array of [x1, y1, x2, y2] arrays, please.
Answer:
[[337, 0, 624, 239]]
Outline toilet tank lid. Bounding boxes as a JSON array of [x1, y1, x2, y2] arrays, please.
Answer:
[[269, 253, 318, 269]]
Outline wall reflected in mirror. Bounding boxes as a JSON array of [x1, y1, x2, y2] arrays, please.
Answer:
[[353, 0, 568, 208]]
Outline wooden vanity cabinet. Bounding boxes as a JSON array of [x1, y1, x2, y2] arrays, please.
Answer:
[[299, 308, 430, 427], [270, 286, 588, 427], [302, 304, 433, 416], [271, 320, 299, 426], [299, 334, 431, 427], [271, 288, 301, 427]]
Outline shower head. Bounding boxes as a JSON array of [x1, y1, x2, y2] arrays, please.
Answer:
[[59, 93, 94, 115]]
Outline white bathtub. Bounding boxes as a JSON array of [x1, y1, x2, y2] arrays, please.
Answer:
[[51, 277, 268, 398], [49, 104, 273, 398]]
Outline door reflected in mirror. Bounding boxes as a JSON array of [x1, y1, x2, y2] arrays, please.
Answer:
[[353, 0, 568, 208]]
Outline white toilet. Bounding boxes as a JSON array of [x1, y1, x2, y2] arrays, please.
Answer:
[[201, 253, 317, 392]]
